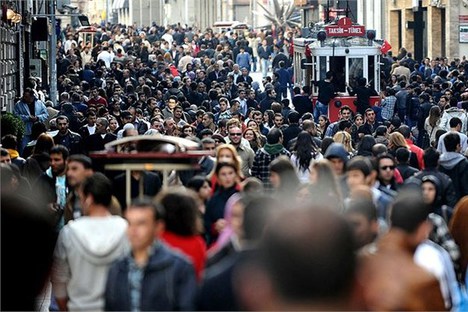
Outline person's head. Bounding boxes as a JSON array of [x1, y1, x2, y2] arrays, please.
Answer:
[[345, 198, 378, 249], [167, 95, 178, 110], [269, 156, 299, 191], [346, 156, 374, 191], [354, 114, 364, 126], [394, 147, 410, 164], [423, 147, 439, 168], [449, 117, 462, 131], [388, 132, 408, 150], [333, 131, 353, 153], [365, 108, 375, 123], [187, 175, 212, 202], [241, 204, 356, 310], [288, 111, 300, 124], [66, 154, 93, 188], [371, 143, 388, 157], [420, 175, 442, 206], [215, 162, 239, 188], [273, 113, 283, 128], [266, 128, 283, 145], [202, 112, 214, 127], [1, 134, 18, 151], [444, 132, 461, 152], [49, 145, 69, 176], [56, 116, 70, 135], [22, 88, 35, 104], [156, 189, 200, 236], [0, 148, 11, 164], [79, 172, 113, 213], [126, 198, 165, 252], [396, 125, 411, 139], [324, 143, 348, 176], [228, 126, 243, 146], [390, 191, 432, 248], [377, 154, 396, 186], [357, 135, 376, 156], [1, 192, 56, 311], [95, 117, 109, 135], [86, 111, 97, 126], [339, 106, 352, 120]]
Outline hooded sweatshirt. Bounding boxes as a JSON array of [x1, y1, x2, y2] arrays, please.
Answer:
[[439, 152, 468, 200], [52, 216, 129, 311]]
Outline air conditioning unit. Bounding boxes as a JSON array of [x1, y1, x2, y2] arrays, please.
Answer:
[[29, 59, 42, 78]]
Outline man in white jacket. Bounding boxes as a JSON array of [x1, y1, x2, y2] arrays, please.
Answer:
[[51, 173, 129, 311]]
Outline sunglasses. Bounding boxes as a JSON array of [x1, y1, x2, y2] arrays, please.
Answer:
[[380, 165, 395, 171], [229, 133, 242, 136]]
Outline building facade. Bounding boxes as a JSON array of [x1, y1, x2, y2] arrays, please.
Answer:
[[387, 0, 468, 61]]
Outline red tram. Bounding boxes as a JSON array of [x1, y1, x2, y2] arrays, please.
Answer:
[[293, 16, 384, 121]]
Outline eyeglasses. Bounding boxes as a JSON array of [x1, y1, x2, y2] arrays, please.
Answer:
[[380, 165, 395, 171], [229, 133, 242, 136]]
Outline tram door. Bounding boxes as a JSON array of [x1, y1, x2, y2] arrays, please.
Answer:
[[347, 57, 364, 88]]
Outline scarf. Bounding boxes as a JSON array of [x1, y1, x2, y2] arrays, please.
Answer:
[[264, 143, 285, 155]]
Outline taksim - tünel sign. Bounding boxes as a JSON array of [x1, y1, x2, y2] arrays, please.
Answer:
[[325, 17, 366, 37]]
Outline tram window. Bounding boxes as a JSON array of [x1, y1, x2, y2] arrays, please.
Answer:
[[348, 58, 363, 88], [368, 56, 375, 90], [319, 56, 327, 80], [330, 56, 346, 92]]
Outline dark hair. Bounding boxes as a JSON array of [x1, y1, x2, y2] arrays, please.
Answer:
[[269, 156, 300, 190], [397, 125, 411, 139], [67, 154, 93, 169], [346, 156, 373, 177], [288, 111, 300, 124], [346, 198, 377, 221], [259, 205, 355, 301], [390, 192, 430, 233], [128, 197, 165, 221], [1, 134, 18, 150], [449, 117, 462, 128], [395, 147, 411, 163], [266, 128, 282, 144], [321, 137, 335, 155], [187, 175, 210, 192], [294, 131, 319, 171], [423, 147, 439, 168], [243, 195, 276, 241], [215, 162, 238, 176], [81, 172, 113, 207], [357, 135, 376, 157], [372, 143, 388, 157], [444, 132, 460, 152], [157, 190, 199, 236], [33, 133, 54, 155], [49, 145, 69, 161]]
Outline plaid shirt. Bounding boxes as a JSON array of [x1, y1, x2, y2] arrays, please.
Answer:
[[381, 95, 397, 121], [251, 147, 291, 192], [429, 213, 460, 263]]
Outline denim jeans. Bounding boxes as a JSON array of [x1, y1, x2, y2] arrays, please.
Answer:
[[314, 101, 328, 122], [261, 59, 270, 78]]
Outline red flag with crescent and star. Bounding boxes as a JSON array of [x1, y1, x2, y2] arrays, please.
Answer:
[[381, 40, 392, 54]]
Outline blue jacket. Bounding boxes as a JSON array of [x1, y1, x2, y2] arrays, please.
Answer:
[[105, 242, 197, 311], [13, 98, 49, 135]]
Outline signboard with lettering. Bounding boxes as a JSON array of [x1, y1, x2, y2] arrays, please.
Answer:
[[325, 17, 365, 37]]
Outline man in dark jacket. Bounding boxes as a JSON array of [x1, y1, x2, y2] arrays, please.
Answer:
[[438, 133, 468, 201], [405, 147, 458, 207], [53, 115, 84, 155], [282, 111, 301, 148], [85, 117, 117, 153], [105, 199, 197, 311], [347, 77, 378, 115]]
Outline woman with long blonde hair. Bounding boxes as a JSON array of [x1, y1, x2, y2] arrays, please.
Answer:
[[388, 132, 419, 169], [333, 131, 355, 155]]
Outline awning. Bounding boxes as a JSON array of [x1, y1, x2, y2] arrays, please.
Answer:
[[112, 0, 128, 10]]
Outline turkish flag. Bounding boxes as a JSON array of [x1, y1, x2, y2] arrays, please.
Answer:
[[381, 40, 392, 54]]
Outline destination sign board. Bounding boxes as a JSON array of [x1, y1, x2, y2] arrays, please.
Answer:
[[325, 17, 366, 37]]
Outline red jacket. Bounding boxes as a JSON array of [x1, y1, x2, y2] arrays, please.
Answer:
[[405, 138, 425, 169]]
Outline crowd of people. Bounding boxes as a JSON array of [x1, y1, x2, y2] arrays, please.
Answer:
[[1, 20, 468, 311]]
